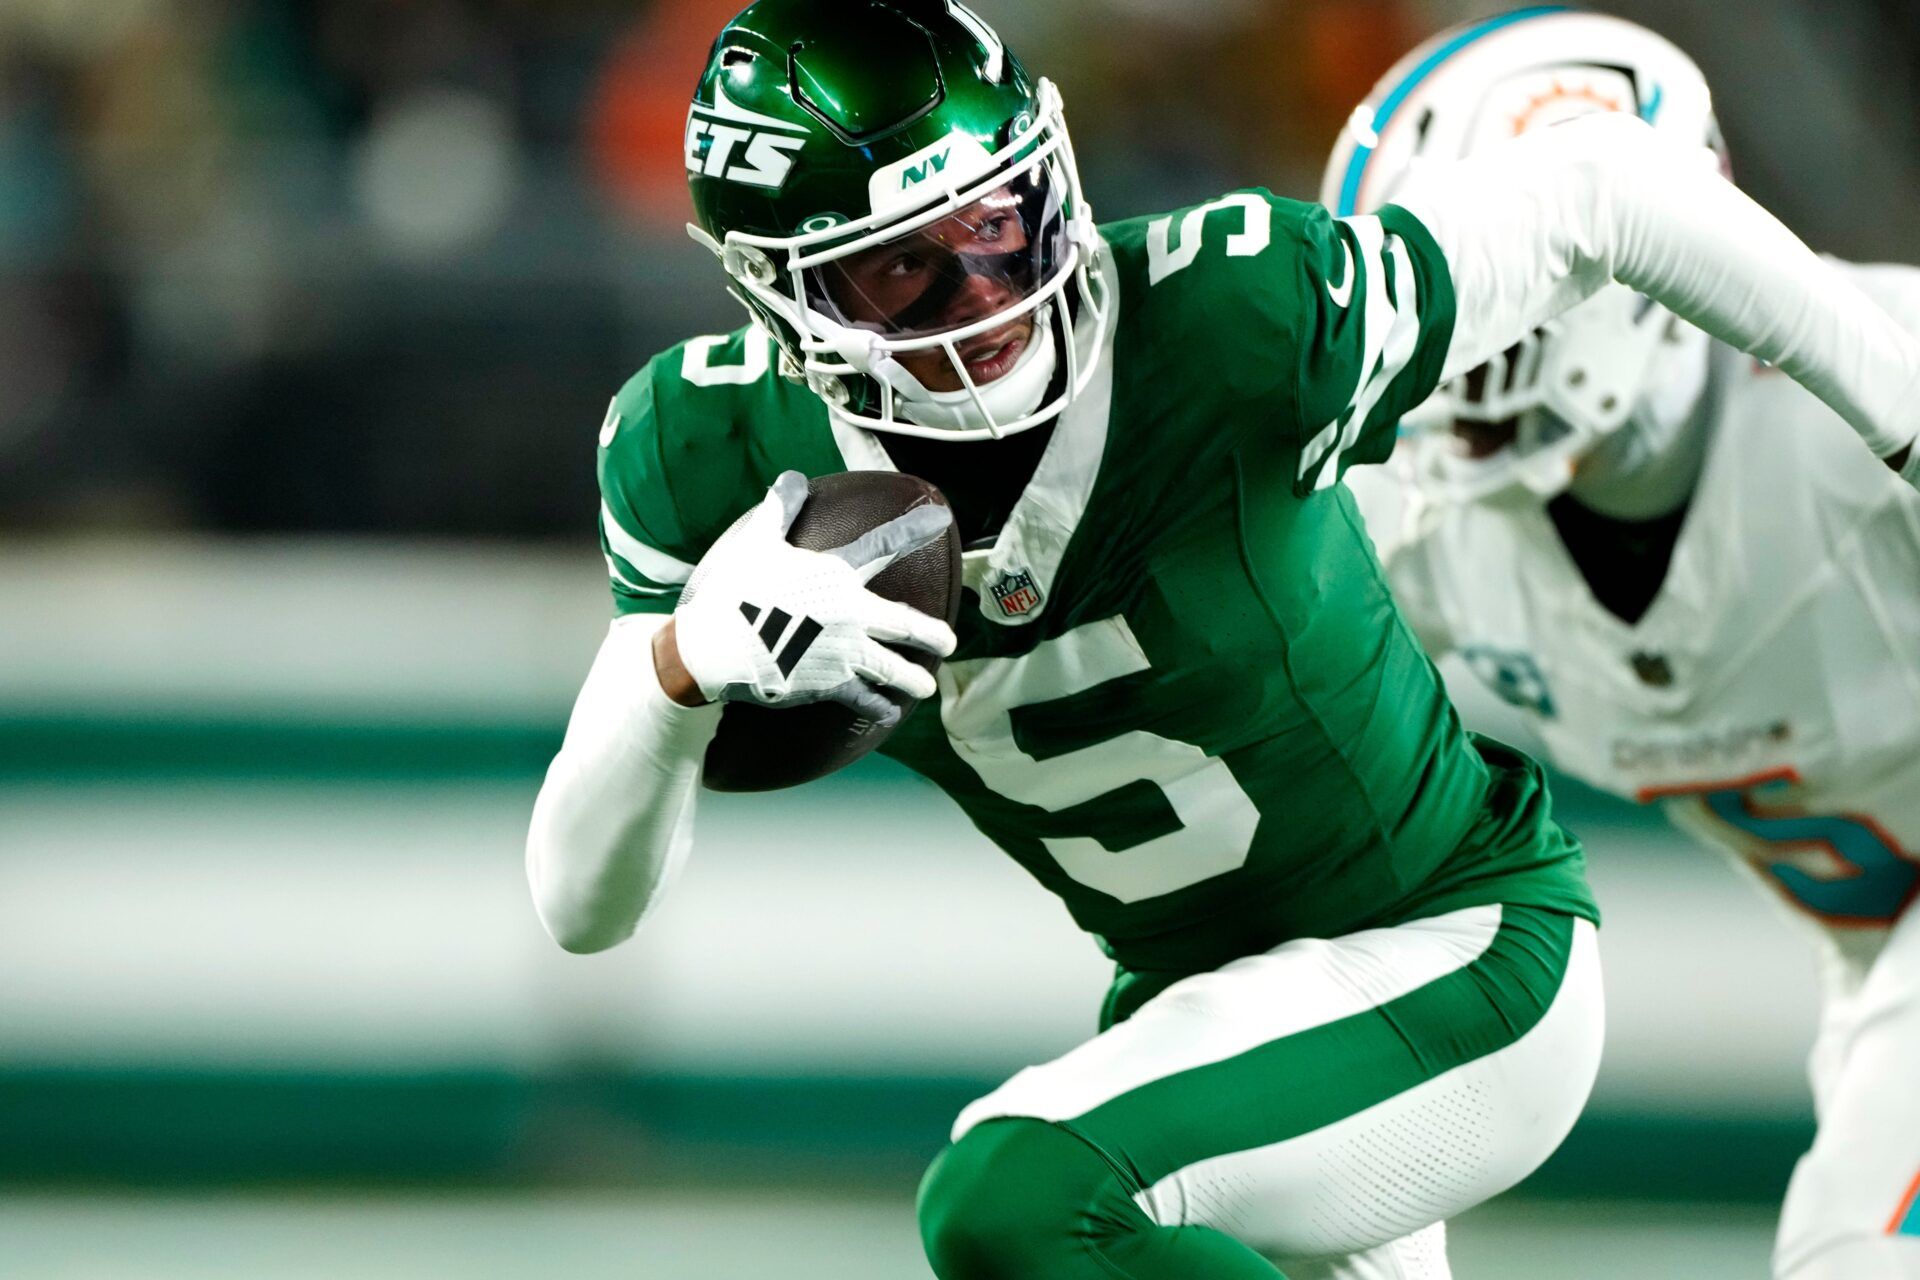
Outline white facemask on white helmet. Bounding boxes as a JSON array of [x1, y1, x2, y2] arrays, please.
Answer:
[[1318, 9, 1725, 506]]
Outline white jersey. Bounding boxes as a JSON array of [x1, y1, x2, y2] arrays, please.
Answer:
[[1357, 261, 1920, 969], [1357, 263, 1920, 1275]]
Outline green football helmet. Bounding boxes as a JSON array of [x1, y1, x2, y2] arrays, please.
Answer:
[[684, 0, 1110, 440]]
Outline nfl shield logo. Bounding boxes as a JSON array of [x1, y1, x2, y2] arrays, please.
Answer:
[[990, 569, 1043, 618]]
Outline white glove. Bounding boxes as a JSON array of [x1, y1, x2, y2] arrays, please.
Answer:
[[674, 471, 958, 726]]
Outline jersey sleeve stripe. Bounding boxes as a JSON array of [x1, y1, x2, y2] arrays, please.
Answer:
[[1301, 216, 1423, 488], [600, 501, 695, 585], [1327, 235, 1422, 486], [603, 552, 670, 597], [1299, 216, 1387, 482]]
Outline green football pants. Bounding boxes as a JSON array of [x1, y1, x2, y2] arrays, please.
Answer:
[[921, 1116, 1289, 1277], [918, 905, 1601, 1280]]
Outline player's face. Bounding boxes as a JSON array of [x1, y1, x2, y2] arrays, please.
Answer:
[[821, 187, 1040, 394]]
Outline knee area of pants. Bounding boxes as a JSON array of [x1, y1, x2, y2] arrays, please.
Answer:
[[919, 1117, 1123, 1278]]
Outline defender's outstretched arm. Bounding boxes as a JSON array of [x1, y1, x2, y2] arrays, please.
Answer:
[[1398, 112, 1920, 476]]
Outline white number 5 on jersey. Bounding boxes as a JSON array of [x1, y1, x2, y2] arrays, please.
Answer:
[[1145, 194, 1273, 285], [939, 617, 1260, 903]]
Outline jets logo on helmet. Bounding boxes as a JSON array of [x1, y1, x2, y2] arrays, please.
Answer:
[[1321, 10, 1723, 506], [682, 0, 1110, 442], [685, 84, 808, 189]]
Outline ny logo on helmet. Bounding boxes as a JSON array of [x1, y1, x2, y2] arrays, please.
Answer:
[[901, 150, 950, 190], [686, 84, 806, 190]]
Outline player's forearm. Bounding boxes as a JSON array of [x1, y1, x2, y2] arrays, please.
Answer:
[[525, 614, 721, 953], [1399, 111, 1920, 468]]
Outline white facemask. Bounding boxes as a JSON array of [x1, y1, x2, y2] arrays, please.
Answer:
[[880, 305, 1061, 433], [1566, 320, 1713, 519]]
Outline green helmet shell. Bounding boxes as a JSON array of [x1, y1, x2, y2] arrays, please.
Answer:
[[681, 0, 1113, 442], [687, 0, 1041, 240]]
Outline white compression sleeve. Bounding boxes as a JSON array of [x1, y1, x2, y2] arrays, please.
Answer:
[[1396, 111, 1920, 462], [526, 613, 722, 953]]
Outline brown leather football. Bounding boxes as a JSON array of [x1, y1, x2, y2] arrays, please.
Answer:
[[701, 471, 962, 792]]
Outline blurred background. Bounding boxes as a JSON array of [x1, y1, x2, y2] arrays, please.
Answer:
[[3, 0, 1917, 1275]]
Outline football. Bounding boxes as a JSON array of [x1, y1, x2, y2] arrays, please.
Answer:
[[701, 471, 963, 792]]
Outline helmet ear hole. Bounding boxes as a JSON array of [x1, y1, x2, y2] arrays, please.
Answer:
[[806, 370, 851, 406], [723, 245, 777, 285]]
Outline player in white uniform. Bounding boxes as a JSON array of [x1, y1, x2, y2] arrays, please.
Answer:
[[1329, 13, 1920, 1278]]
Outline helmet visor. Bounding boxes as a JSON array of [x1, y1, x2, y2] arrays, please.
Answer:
[[806, 164, 1068, 342]]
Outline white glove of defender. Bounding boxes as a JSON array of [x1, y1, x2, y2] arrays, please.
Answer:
[[674, 471, 958, 726]]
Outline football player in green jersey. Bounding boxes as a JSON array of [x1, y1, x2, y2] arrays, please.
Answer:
[[526, 3, 1920, 1276]]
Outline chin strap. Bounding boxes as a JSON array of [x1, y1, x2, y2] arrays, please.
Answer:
[[819, 326, 919, 408], [867, 348, 928, 407]]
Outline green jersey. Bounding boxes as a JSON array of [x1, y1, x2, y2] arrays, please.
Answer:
[[598, 190, 1597, 973]]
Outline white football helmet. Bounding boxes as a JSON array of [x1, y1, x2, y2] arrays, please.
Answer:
[[1320, 9, 1724, 505]]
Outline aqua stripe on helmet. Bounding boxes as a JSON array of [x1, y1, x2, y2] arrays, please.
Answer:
[[1895, 1175, 1920, 1236], [1335, 6, 1571, 217]]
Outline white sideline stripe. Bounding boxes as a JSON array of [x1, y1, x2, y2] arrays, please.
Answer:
[[951, 904, 1504, 1141], [600, 503, 694, 585]]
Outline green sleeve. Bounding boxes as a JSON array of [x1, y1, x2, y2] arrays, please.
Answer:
[[596, 358, 700, 617], [1102, 192, 1455, 496], [595, 326, 840, 617], [1291, 202, 1456, 494]]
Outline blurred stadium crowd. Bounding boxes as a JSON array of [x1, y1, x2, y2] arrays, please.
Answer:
[[3, 0, 1916, 541]]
